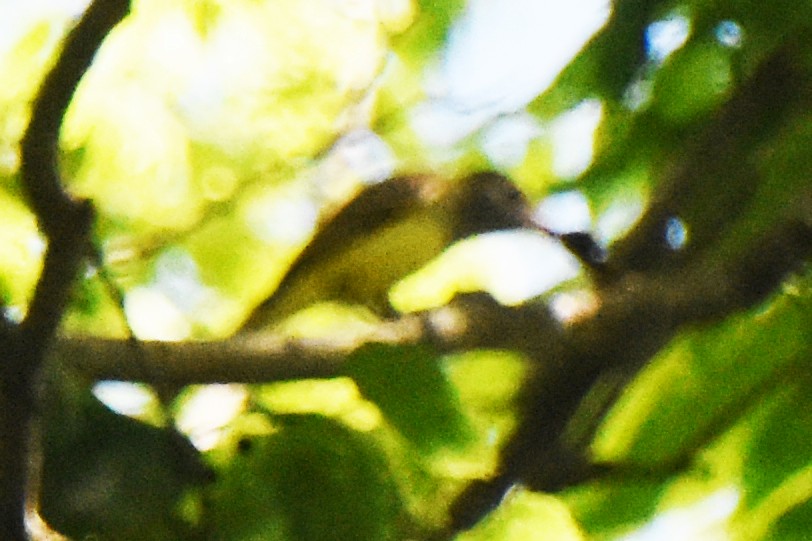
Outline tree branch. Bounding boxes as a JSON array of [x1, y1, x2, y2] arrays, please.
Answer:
[[606, 44, 808, 280], [443, 223, 812, 536], [1, 1, 130, 538], [50, 223, 812, 388]]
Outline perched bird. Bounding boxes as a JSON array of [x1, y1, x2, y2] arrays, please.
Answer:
[[239, 172, 543, 332]]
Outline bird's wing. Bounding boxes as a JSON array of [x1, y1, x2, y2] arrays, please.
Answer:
[[240, 176, 433, 331], [289, 176, 428, 273]]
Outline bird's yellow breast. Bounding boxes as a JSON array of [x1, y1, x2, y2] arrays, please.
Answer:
[[248, 206, 452, 326]]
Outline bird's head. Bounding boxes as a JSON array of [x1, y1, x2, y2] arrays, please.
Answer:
[[451, 172, 538, 239]]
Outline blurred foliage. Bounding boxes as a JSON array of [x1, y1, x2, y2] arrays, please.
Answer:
[[39, 371, 212, 540], [4, 0, 812, 540], [209, 414, 402, 541], [344, 343, 475, 454]]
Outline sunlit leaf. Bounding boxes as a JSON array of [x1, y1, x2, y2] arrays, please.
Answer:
[[391, 0, 465, 67], [595, 278, 812, 467]]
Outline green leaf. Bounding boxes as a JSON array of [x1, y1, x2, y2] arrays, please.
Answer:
[[565, 478, 668, 537], [652, 41, 733, 125], [209, 414, 402, 541], [391, 0, 465, 68], [742, 378, 812, 507], [763, 499, 812, 541], [595, 280, 812, 468], [345, 343, 474, 454]]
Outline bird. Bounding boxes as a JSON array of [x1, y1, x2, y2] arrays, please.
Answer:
[[239, 171, 545, 332]]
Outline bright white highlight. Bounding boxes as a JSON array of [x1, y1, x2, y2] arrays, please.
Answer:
[[176, 385, 249, 450], [550, 100, 603, 178], [125, 286, 192, 341], [0, 0, 89, 56], [92, 381, 157, 418], [619, 488, 740, 541], [535, 190, 593, 234], [715, 20, 743, 48], [412, 0, 610, 147], [550, 290, 600, 323], [646, 14, 691, 62], [246, 190, 319, 246], [328, 129, 397, 184], [442, 0, 610, 111], [471, 232, 581, 304], [665, 216, 688, 250], [391, 230, 581, 312], [480, 113, 543, 168], [596, 190, 646, 244], [125, 249, 225, 339]]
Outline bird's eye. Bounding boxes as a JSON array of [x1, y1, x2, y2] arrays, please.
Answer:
[[500, 188, 523, 206]]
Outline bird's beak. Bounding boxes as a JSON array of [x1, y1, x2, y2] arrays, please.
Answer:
[[521, 207, 553, 234]]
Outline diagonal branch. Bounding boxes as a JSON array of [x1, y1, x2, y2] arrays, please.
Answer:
[[605, 44, 808, 280], [440, 219, 812, 538]]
